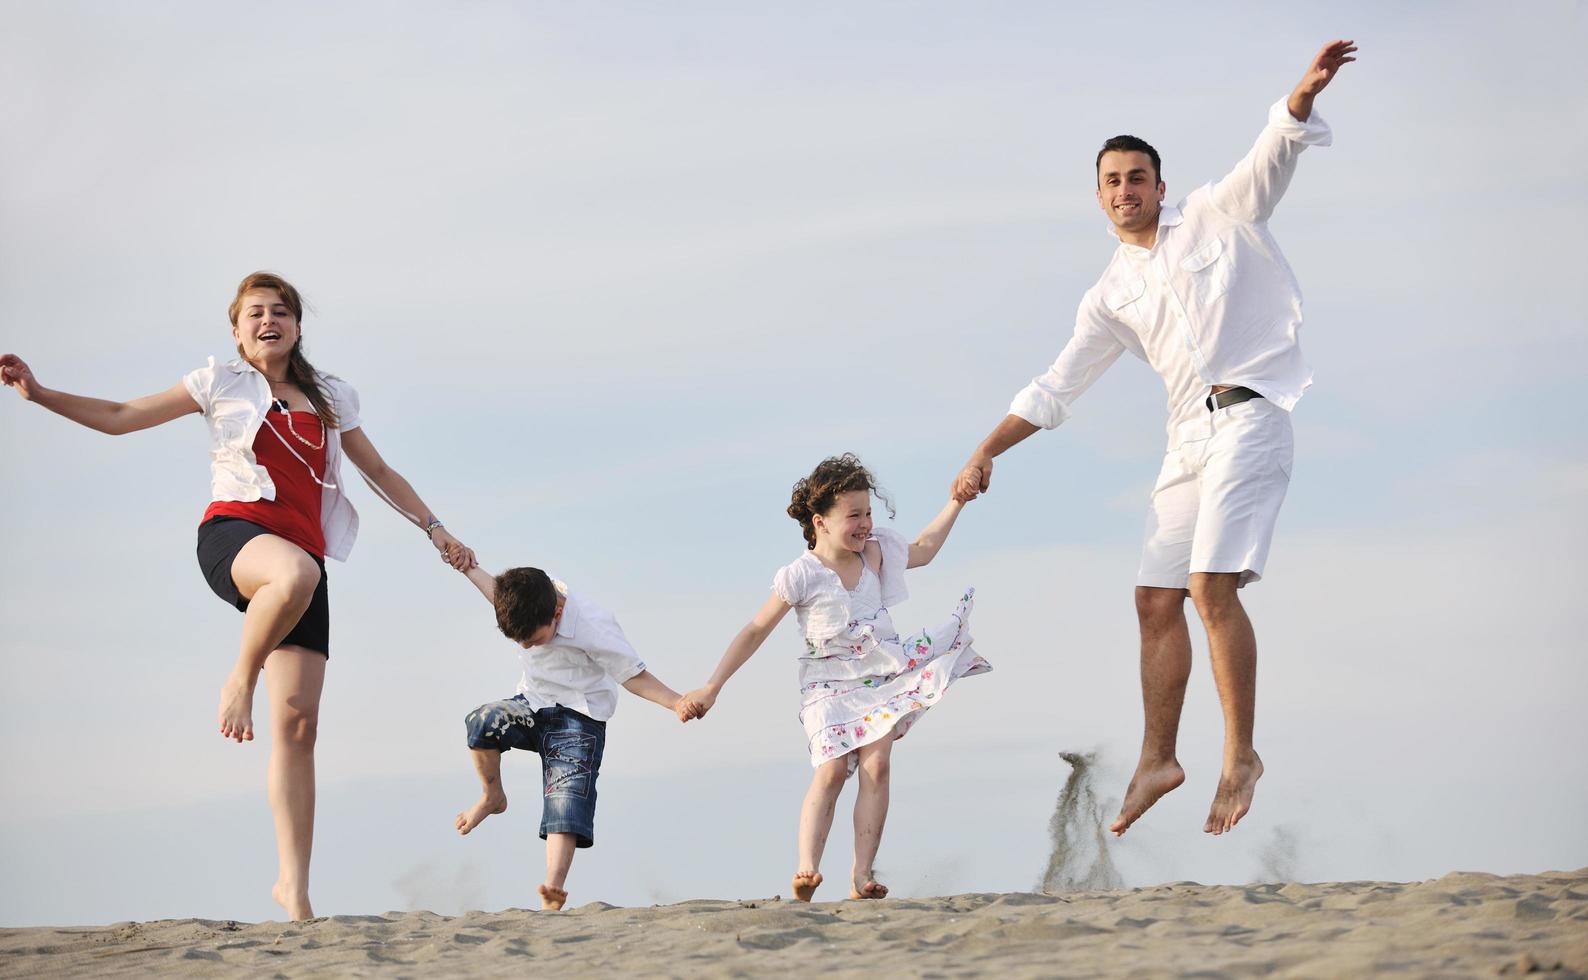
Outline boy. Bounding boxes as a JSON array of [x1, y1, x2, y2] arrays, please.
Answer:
[[454, 563, 690, 910]]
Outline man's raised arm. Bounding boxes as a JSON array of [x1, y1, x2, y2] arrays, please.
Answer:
[[1209, 40, 1357, 223]]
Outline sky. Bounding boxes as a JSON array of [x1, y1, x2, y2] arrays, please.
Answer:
[[1, 0, 1585, 926]]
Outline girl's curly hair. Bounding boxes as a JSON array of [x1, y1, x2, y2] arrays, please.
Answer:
[[787, 453, 895, 550]]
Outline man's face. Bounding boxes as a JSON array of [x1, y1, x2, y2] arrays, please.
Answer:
[[1096, 150, 1165, 235]]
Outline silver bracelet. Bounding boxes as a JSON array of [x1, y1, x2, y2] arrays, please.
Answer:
[[423, 520, 445, 539]]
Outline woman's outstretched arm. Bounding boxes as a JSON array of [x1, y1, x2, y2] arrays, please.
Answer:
[[1, 354, 198, 434], [340, 425, 477, 570]]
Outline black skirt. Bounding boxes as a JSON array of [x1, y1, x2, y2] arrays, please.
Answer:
[[196, 516, 330, 658]]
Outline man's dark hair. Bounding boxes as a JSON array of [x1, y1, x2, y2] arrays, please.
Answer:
[[493, 567, 560, 643], [1096, 135, 1162, 186]]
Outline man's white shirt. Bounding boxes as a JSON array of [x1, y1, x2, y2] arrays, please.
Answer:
[[1010, 98, 1332, 449]]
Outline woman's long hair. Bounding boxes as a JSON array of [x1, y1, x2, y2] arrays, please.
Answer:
[[229, 271, 340, 427]]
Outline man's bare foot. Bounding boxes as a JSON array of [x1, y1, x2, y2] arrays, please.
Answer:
[[455, 792, 507, 835], [1110, 758, 1186, 836], [849, 876, 888, 900], [538, 884, 567, 911], [1205, 750, 1263, 835], [791, 870, 822, 902], [272, 880, 313, 921], [217, 673, 256, 742]]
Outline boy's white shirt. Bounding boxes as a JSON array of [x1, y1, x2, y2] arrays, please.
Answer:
[[514, 579, 646, 722]]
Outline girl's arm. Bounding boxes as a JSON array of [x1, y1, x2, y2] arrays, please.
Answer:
[[1, 355, 198, 434], [677, 593, 792, 720], [906, 497, 967, 569], [340, 426, 477, 570]]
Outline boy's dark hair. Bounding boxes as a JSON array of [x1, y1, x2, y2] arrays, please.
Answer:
[[787, 453, 896, 550], [494, 567, 560, 643], [1096, 135, 1163, 186]]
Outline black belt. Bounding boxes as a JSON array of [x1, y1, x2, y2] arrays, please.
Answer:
[[1206, 386, 1263, 411]]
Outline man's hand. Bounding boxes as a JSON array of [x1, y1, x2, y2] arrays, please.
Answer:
[[952, 457, 992, 502], [1289, 39, 1357, 121], [0, 354, 42, 401]]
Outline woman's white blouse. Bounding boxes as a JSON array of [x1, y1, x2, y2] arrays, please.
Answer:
[[182, 356, 363, 561], [771, 527, 911, 642]]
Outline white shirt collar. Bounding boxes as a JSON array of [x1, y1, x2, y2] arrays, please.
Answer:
[[553, 584, 578, 640], [1107, 204, 1184, 247]]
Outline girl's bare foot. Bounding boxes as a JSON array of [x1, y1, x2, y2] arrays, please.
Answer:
[[271, 879, 313, 921], [538, 884, 567, 911], [1110, 758, 1186, 836], [455, 791, 507, 835], [791, 870, 822, 902], [849, 875, 888, 900], [217, 673, 256, 742], [1205, 750, 1263, 835]]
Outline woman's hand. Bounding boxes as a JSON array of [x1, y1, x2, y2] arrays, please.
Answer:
[[431, 527, 477, 570], [0, 354, 42, 401]]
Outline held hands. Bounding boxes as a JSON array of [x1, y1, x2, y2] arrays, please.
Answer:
[[674, 686, 718, 723], [0, 354, 40, 400], [952, 456, 992, 503], [431, 527, 478, 571]]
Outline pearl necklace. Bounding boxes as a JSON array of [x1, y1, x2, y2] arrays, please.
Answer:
[[266, 378, 326, 451]]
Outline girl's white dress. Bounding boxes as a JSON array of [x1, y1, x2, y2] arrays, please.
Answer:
[[771, 528, 991, 771]]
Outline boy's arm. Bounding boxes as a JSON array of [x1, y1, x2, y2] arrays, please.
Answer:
[[906, 498, 966, 569], [463, 565, 496, 604], [621, 670, 686, 715]]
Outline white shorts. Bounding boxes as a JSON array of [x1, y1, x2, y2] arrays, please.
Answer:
[[1138, 397, 1294, 590]]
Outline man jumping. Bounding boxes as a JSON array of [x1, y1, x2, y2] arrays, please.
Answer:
[[954, 40, 1357, 836]]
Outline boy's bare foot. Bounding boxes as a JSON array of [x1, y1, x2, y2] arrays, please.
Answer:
[[217, 673, 256, 742], [271, 880, 313, 921], [791, 870, 822, 902], [1110, 758, 1186, 836], [538, 884, 567, 911], [455, 791, 507, 835], [849, 875, 888, 900], [1205, 750, 1262, 835]]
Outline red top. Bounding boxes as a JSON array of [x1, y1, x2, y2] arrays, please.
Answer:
[[202, 407, 328, 559]]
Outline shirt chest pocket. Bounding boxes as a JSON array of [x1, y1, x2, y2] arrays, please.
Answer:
[[1179, 236, 1232, 306], [1104, 277, 1147, 314]]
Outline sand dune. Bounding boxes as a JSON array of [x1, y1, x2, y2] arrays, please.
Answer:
[[2, 869, 1583, 978]]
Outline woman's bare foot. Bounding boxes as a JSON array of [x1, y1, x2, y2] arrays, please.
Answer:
[[849, 875, 888, 900], [1110, 757, 1186, 836], [455, 791, 507, 835], [791, 870, 823, 902], [271, 879, 314, 921], [1204, 750, 1262, 835], [217, 673, 256, 742], [538, 884, 568, 911]]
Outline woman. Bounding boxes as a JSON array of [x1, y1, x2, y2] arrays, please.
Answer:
[[0, 271, 473, 921]]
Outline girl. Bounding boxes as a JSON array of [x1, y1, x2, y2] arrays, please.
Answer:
[[680, 454, 990, 902]]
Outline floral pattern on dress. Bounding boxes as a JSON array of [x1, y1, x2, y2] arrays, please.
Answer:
[[800, 585, 990, 774]]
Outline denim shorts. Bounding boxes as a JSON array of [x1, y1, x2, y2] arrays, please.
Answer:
[[464, 696, 607, 848]]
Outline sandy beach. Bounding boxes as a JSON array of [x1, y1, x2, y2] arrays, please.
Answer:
[[2, 868, 1582, 978]]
